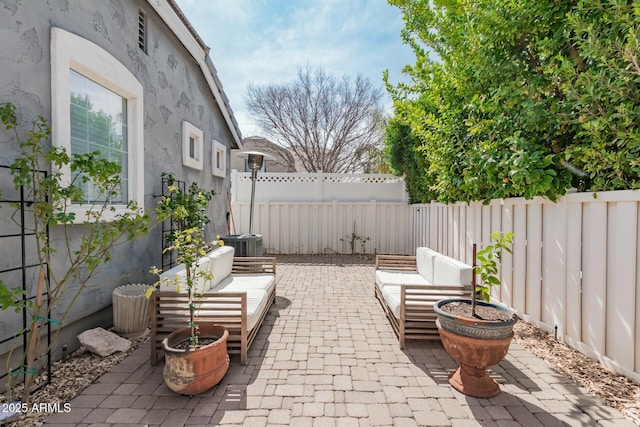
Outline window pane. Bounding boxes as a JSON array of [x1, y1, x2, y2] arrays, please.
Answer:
[[69, 70, 128, 204], [189, 136, 196, 159]]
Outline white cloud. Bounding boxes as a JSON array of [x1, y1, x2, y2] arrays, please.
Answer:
[[175, 0, 414, 137]]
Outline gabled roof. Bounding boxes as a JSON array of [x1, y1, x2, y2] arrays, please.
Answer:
[[147, 0, 243, 149], [238, 136, 298, 172]]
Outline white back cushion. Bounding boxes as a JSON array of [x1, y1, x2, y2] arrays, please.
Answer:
[[375, 270, 430, 291], [416, 247, 437, 284], [433, 254, 472, 286], [158, 255, 211, 294], [207, 245, 235, 288], [212, 274, 276, 295]]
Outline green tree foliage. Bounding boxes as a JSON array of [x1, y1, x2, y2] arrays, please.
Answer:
[[560, 1, 640, 190], [386, 0, 640, 203], [384, 118, 436, 203]]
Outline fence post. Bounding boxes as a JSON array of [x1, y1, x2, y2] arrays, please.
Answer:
[[230, 169, 238, 202], [412, 205, 418, 251], [402, 178, 408, 203], [264, 200, 270, 250], [332, 199, 338, 253], [559, 194, 569, 342], [316, 171, 323, 201], [369, 200, 377, 254]]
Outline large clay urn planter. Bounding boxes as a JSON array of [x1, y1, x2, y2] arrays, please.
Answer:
[[162, 323, 229, 395], [434, 298, 519, 398]]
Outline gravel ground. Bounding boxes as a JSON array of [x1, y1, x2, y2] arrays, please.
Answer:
[[1, 333, 149, 427], [2, 323, 639, 426], [513, 322, 640, 425]]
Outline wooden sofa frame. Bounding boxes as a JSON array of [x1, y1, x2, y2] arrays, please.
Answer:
[[150, 256, 276, 366], [375, 254, 470, 349]]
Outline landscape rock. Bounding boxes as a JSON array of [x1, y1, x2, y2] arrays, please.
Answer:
[[77, 327, 131, 357]]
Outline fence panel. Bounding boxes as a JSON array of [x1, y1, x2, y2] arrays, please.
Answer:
[[541, 201, 566, 333], [582, 202, 607, 356], [230, 201, 413, 255], [501, 204, 514, 307], [565, 202, 583, 345], [230, 171, 408, 203], [229, 171, 412, 255], [410, 190, 640, 384], [512, 204, 528, 314], [606, 201, 637, 369]]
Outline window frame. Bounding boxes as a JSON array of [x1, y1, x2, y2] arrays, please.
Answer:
[[182, 121, 204, 170], [51, 27, 144, 223], [212, 139, 226, 178]]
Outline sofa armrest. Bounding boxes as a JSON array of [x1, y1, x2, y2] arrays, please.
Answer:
[[150, 291, 248, 365], [232, 256, 276, 275], [375, 255, 417, 271]]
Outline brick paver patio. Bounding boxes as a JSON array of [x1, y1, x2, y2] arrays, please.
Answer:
[[44, 255, 635, 426]]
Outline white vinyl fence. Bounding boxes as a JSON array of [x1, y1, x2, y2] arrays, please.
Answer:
[[230, 201, 413, 255], [411, 190, 640, 384], [229, 172, 412, 255], [230, 170, 640, 383], [230, 171, 408, 203]]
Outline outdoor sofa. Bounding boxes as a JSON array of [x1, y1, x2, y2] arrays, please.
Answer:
[[150, 245, 276, 365], [375, 248, 472, 348]]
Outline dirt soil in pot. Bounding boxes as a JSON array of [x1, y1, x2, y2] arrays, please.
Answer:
[[439, 299, 516, 322], [171, 337, 219, 350]]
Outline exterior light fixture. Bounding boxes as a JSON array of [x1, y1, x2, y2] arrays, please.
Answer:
[[236, 150, 273, 234]]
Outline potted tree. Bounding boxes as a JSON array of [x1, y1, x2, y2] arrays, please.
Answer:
[[147, 174, 228, 395], [434, 231, 519, 398]]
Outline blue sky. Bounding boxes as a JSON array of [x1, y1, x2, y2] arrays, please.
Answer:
[[174, 0, 415, 138]]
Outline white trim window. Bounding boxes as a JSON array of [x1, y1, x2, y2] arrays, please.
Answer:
[[51, 27, 144, 222], [212, 139, 226, 177], [182, 121, 204, 170]]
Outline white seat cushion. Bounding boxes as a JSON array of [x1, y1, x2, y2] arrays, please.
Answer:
[[375, 269, 430, 291], [198, 288, 268, 332], [207, 245, 235, 289], [381, 285, 403, 319], [381, 285, 462, 319], [416, 247, 438, 283], [212, 274, 276, 295], [158, 255, 211, 294], [433, 255, 472, 286]]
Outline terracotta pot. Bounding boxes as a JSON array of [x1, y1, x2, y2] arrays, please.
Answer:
[[162, 323, 229, 395], [434, 298, 518, 398]]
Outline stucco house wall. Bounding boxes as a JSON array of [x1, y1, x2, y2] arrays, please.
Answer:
[[0, 0, 242, 371]]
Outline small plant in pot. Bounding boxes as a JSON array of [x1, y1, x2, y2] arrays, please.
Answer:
[[434, 231, 519, 398], [147, 173, 228, 395]]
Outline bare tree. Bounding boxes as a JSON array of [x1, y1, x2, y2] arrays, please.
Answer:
[[246, 66, 385, 173]]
